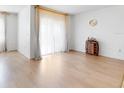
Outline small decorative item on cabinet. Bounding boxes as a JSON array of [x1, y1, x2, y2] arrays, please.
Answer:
[[85, 37, 99, 56]]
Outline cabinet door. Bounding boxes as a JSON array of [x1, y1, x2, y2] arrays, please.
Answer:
[[90, 43, 95, 54]]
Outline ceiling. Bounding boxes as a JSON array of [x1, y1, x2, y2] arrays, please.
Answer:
[[43, 5, 112, 14], [0, 5, 26, 13], [0, 5, 112, 14]]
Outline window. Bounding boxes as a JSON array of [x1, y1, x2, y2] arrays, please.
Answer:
[[39, 9, 67, 55], [0, 14, 5, 52]]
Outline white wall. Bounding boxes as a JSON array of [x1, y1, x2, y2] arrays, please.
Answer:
[[66, 15, 74, 50], [18, 6, 31, 58], [6, 14, 18, 51], [71, 6, 124, 60]]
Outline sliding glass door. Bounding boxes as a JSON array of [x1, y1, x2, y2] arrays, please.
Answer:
[[0, 14, 5, 52], [39, 9, 67, 55]]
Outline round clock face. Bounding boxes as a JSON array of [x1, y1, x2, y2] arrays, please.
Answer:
[[89, 19, 97, 27]]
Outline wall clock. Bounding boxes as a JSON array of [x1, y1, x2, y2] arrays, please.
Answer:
[[89, 19, 97, 27]]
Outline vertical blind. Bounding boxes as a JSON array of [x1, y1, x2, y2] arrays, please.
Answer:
[[39, 9, 67, 55], [0, 14, 5, 52]]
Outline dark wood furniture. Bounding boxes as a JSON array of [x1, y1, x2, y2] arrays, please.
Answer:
[[85, 38, 99, 56]]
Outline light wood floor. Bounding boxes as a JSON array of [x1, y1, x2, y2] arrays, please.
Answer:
[[0, 51, 124, 88]]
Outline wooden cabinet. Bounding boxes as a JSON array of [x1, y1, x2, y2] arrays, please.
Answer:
[[85, 39, 99, 56]]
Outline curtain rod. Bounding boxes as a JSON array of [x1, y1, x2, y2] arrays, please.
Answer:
[[34, 5, 68, 16], [0, 11, 9, 15], [0, 11, 16, 15]]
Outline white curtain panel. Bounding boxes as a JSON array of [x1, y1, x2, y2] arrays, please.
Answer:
[[0, 14, 5, 52], [39, 10, 67, 55]]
